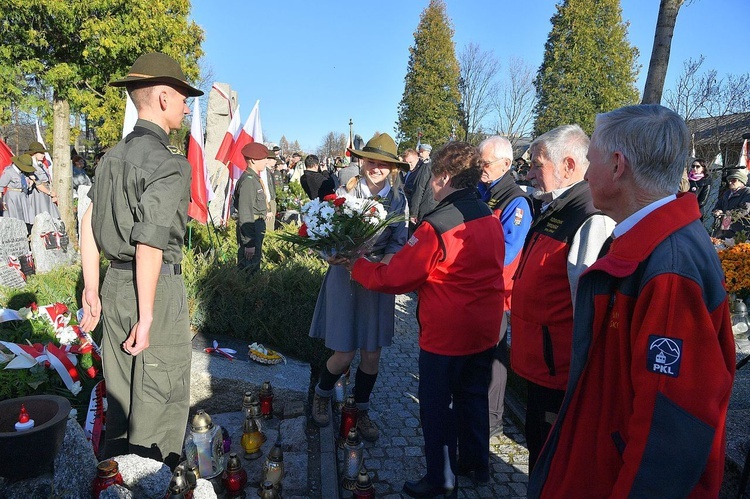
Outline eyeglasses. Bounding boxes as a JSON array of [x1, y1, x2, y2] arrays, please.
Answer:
[[481, 158, 506, 167]]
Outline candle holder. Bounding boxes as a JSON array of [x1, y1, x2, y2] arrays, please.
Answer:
[[240, 415, 264, 460], [259, 480, 280, 499], [260, 442, 284, 494], [333, 374, 347, 410], [164, 467, 193, 499], [259, 381, 274, 419], [221, 452, 248, 498], [92, 460, 123, 499], [341, 427, 364, 491], [183, 410, 225, 479], [352, 467, 376, 499], [338, 395, 358, 448]]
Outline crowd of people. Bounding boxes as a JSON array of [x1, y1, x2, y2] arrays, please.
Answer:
[[61, 51, 735, 498]]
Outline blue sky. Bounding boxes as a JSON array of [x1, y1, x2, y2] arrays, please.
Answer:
[[191, 0, 746, 152]]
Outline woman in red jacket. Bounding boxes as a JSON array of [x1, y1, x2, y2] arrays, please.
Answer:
[[347, 141, 505, 498]]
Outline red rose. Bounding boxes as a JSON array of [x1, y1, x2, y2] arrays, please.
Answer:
[[30, 302, 38, 312], [298, 224, 309, 237], [323, 194, 336, 201], [333, 197, 346, 207], [86, 366, 98, 379]]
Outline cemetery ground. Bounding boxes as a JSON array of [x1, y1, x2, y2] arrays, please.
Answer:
[[2, 219, 750, 497]]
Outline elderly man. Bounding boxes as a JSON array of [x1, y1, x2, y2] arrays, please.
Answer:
[[79, 52, 202, 469], [528, 105, 735, 498], [235, 142, 271, 273], [475, 136, 533, 445], [510, 124, 614, 471], [404, 143, 437, 233]]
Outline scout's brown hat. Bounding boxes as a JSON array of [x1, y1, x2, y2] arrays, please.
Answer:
[[241, 142, 269, 161], [27, 141, 47, 154], [348, 133, 408, 170], [109, 52, 203, 97], [11, 154, 35, 173], [266, 148, 277, 160]]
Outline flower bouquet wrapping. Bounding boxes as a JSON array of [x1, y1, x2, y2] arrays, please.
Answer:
[[277, 194, 404, 260]]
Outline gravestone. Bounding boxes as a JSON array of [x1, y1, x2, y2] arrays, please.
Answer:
[[30, 212, 77, 273], [77, 185, 92, 231], [0, 217, 32, 288], [205, 83, 238, 223]]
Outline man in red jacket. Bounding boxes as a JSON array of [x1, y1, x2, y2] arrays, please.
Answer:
[[510, 124, 614, 471], [528, 104, 735, 498]]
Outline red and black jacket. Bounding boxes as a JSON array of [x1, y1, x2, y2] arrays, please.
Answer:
[[511, 181, 600, 389]]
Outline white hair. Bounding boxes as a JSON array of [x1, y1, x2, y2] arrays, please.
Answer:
[[478, 136, 514, 161], [591, 104, 689, 195], [529, 124, 590, 172]]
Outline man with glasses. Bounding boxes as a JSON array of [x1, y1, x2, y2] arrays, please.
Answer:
[[712, 169, 750, 239], [473, 136, 533, 451]]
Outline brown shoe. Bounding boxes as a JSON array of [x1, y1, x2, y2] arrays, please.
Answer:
[[357, 411, 379, 442], [312, 392, 331, 427]]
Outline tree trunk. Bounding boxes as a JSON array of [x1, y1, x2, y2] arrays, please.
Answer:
[[641, 0, 685, 105], [52, 96, 77, 247]]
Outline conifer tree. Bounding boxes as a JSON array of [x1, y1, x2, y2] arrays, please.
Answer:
[[533, 0, 639, 135], [397, 0, 463, 149]]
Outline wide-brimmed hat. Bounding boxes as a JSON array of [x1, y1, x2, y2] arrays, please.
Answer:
[[348, 133, 408, 170], [27, 141, 47, 154], [241, 143, 269, 161], [266, 148, 276, 160], [11, 154, 35, 173], [110, 52, 203, 97]]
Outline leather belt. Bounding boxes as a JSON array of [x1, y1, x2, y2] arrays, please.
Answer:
[[110, 260, 182, 275]]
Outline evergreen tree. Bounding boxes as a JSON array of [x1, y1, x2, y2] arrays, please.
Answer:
[[533, 0, 639, 135], [396, 0, 463, 149]]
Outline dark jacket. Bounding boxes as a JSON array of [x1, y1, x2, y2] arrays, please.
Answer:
[[301, 170, 335, 200], [688, 176, 711, 217], [403, 159, 437, 222]]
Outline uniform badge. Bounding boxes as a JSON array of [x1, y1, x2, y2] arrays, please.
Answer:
[[513, 207, 524, 226], [407, 235, 419, 247], [647, 335, 682, 377]]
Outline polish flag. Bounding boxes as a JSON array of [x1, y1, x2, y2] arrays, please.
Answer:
[[187, 98, 215, 224], [35, 120, 54, 180], [222, 101, 263, 221], [121, 92, 138, 138], [215, 102, 241, 164], [0, 138, 13, 177], [227, 100, 263, 173]]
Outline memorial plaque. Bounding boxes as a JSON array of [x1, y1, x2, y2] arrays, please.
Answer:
[[30, 212, 77, 273], [0, 217, 30, 263], [0, 266, 26, 289]]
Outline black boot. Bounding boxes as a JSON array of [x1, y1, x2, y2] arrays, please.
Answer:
[[402, 476, 457, 498]]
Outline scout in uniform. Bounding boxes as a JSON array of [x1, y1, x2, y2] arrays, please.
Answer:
[[79, 52, 202, 470], [235, 142, 270, 273]]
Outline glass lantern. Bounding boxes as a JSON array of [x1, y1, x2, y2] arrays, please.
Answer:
[[732, 299, 750, 336], [261, 443, 284, 493], [341, 427, 364, 491], [183, 409, 225, 479]]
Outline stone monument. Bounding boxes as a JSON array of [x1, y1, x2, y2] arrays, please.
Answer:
[[0, 217, 32, 288], [30, 212, 77, 273], [205, 83, 238, 224]]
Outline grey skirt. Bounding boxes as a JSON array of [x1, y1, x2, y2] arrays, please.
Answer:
[[309, 264, 395, 352]]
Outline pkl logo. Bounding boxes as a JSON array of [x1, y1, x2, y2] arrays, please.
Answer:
[[647, 335, 682, 378]]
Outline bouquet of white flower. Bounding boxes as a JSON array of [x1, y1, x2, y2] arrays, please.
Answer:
[[277, 193, 403, 260]]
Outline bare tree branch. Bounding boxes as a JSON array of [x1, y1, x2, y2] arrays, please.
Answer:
[[459, 43, 500, 143], [494, 56, 536, 150]]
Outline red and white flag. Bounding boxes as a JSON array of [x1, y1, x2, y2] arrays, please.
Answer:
[[187, 98, 215, 224], [121, 92, 138, 139], [34, 120, 53, 180], [215, 102, 241, 164], [0, 138, 13, 177], [222, 101, 263, 221], [345, 128, 353, 158], [227, 100, 263, 173]]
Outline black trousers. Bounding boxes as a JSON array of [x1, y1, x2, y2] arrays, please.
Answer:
[[419, 346, 493, 488], [525, 380, 565, 472]]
